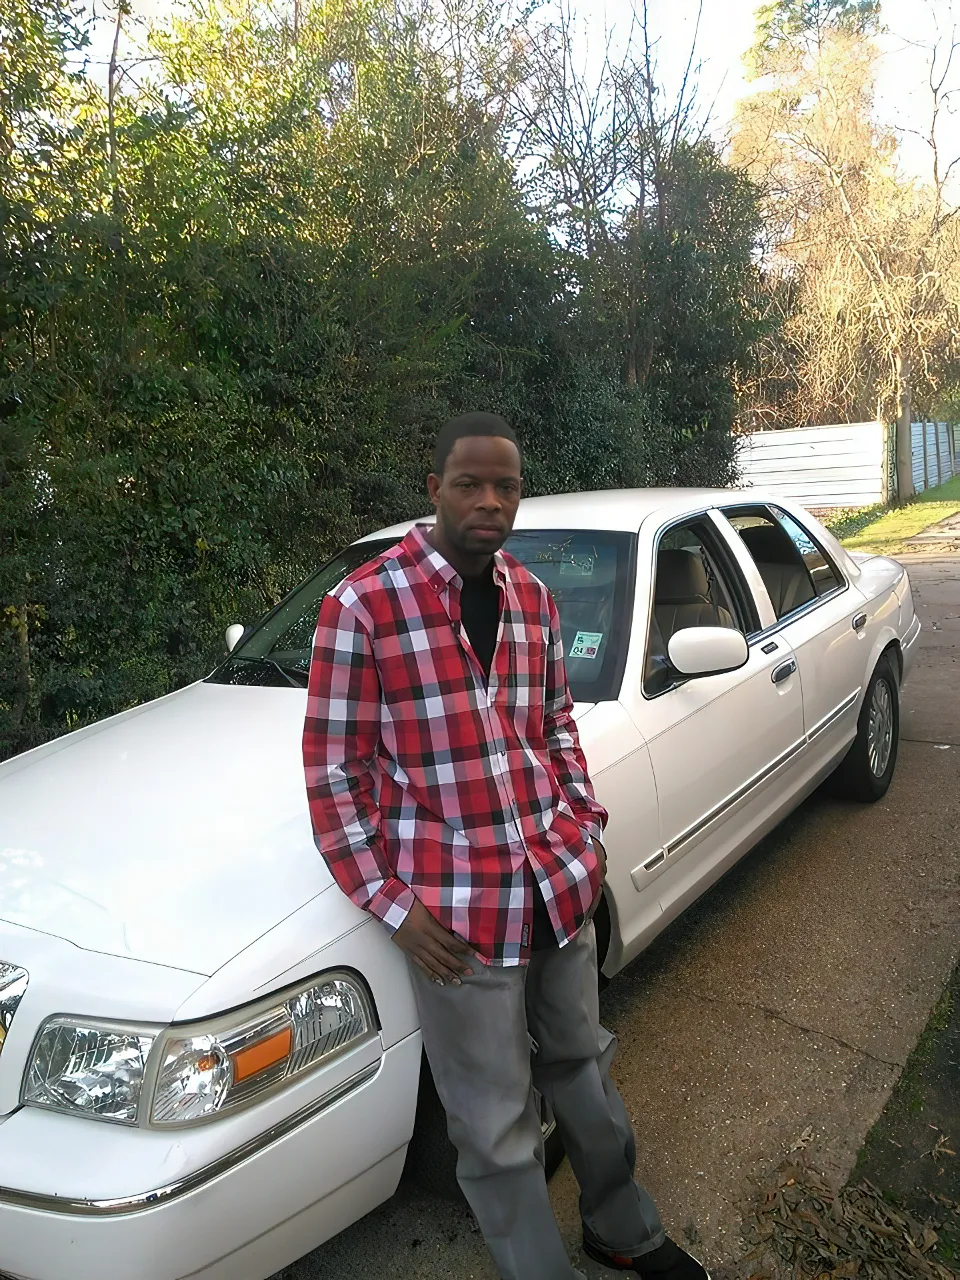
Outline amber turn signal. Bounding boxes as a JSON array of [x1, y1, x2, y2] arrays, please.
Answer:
[[231, 1027, 293, 1083]]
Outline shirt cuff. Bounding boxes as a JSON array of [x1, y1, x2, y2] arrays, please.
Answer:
[[580, 815, 606, 847], [366, 878, 418, 934]]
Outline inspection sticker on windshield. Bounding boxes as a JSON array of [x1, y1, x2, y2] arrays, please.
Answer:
[[569, 631, 603, 660], [560, 553, 595, 578]]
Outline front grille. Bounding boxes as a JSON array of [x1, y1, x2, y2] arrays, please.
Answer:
[[0, 962, 28, 1058]]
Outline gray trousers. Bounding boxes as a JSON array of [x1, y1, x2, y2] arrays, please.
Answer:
[[408, 921, 665, 1280]]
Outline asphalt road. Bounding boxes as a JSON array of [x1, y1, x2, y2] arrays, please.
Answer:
[[276, 558, 960, 1280]]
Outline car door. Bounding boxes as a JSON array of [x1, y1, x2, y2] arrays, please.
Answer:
[[714, 504, 868, 774], [619, 511, 806, 929]]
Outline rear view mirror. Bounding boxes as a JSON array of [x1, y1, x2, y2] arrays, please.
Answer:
[[225, 623, 246, 653], [668, 627, 748, 678]]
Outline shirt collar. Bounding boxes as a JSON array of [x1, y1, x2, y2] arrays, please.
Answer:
[[401, 522, 510, 593]]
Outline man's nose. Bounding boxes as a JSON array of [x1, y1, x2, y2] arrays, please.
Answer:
[[476, 485, 502, 510]]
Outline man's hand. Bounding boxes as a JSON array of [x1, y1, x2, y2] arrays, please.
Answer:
[[392, 899, 475, 985], [593, 837, 607, 882], [586, 837, 607, 921]]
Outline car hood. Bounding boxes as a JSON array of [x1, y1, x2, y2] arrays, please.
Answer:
[[0, 683, 333, 975], [0, 683, 597, 975]]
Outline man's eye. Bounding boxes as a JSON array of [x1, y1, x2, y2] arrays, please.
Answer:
[[458, 481, 477, 491]]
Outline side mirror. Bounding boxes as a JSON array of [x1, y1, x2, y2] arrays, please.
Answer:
[[225, 623, 246, 654], [667, 627, 749, 678]]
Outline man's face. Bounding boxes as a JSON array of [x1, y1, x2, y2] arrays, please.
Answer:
[[427, 435, 523, 558]]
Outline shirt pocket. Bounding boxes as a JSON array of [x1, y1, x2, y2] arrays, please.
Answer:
[[506, 637, 547, 710]]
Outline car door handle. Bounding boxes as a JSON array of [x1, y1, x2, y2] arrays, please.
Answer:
[[772, 659, 797, 685], [852, 612, 867, 631]]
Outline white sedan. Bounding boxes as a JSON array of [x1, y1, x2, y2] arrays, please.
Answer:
[[0, 489, 919, 1280]]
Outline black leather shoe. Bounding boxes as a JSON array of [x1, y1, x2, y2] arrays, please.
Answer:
[[582, 1230, 710, 1279]]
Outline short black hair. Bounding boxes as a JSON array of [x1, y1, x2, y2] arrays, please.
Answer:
[[432, 412, 521, 476]]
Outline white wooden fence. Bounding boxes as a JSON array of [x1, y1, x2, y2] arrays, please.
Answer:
[[736, 421, 889, 510], [737, 419, 960, 510]]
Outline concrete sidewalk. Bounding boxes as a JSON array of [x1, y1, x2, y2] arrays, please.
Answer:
[[279, 559, 960, 1280], [899, 558, 960, 748]]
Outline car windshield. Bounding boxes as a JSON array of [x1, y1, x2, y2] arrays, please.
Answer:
[[208, 527, 635, 702]]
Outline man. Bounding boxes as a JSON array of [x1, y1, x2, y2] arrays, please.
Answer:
[[303, 412, 707, 1280]]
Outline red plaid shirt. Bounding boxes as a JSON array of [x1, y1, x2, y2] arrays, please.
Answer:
[[302, 524, 607, 966]]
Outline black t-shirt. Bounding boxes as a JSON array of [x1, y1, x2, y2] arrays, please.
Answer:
[[458, 561, 557, 950], [459, 560, 501, 683]]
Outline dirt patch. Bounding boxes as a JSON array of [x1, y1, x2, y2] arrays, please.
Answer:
[[730, 1157, 956, 1279], [852, 964, 960, 1269], [723, 963, 960, 1279]]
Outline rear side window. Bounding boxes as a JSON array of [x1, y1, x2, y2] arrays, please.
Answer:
[[774, 510, 843, 598], [725, 508, 842, 622]]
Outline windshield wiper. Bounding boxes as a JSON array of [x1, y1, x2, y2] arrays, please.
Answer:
[[228, 654, 309, 688]]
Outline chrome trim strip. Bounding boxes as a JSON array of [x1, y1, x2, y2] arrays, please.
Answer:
[[806, 691, 860, 743], [664, 689, 862, 859], [0, 1061, 380, 1217], [666, 736, 808, 855]]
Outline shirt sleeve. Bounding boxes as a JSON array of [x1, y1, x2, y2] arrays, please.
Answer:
[[302, 591, 417, 933], [543, 592, 608, 844]]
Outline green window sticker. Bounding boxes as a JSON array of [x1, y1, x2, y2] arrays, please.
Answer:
[[569, 630, 603, 660]]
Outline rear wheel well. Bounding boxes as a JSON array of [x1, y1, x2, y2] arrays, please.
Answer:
[[880, 639, 903, 681]]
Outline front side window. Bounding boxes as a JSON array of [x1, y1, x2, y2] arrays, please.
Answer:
[[644, 520, 751, 696], [209, 527, 634, 702]]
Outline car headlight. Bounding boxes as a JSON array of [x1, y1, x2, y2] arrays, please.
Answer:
[[23, 971, 377, 1128], [24, 1019, 155, 1124], [152, 971, 376, 1126]]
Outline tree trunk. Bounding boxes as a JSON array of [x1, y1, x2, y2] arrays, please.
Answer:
[[108, 5, 123, 227], [8, 604, 33, 742], [895, 352, 915, 503]]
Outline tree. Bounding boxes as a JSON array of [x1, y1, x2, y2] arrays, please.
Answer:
[[508, 2, 766, 462], [733, 0, 960, 500], [0, 0, 765, 760]]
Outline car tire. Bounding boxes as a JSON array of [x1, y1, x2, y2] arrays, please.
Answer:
[[829, 654, 900, 803], [405, 1055, 566, 1200]]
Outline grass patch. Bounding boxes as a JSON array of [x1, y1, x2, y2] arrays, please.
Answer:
[[825, 504, 887, 541], [828, 474, 960, 555]]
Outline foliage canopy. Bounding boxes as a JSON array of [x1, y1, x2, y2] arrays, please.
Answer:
[[0, 0, 764, 758]]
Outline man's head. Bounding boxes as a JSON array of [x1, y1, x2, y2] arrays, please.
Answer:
[[427, 412, 522, 567]]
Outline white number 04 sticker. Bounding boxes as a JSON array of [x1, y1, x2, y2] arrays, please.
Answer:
[[569, 630, 603, 660]]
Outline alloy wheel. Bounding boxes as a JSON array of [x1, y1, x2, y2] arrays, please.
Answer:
[[867, 676, 895, 778]]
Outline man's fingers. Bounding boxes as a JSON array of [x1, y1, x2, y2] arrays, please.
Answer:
[[421, 938, 471, 982], [421, 917, 474, 964], [411, 954, 446, 983]]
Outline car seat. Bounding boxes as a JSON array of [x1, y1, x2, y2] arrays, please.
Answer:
[[653, 549, 734, 643], [736, 525, 815, 619]]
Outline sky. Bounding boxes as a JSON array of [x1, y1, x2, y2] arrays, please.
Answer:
[[587, 0, 960, 186], [86, 0, 960, 188]]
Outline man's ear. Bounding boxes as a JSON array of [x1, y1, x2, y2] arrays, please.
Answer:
[[426, 472, 441, 505]]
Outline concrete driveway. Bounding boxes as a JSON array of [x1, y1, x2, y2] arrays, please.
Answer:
[[276, 558, 960, 1280]]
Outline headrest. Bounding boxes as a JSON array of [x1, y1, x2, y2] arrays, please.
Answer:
[[737, 523, 797, 565], [655, 549, 710, 603]]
